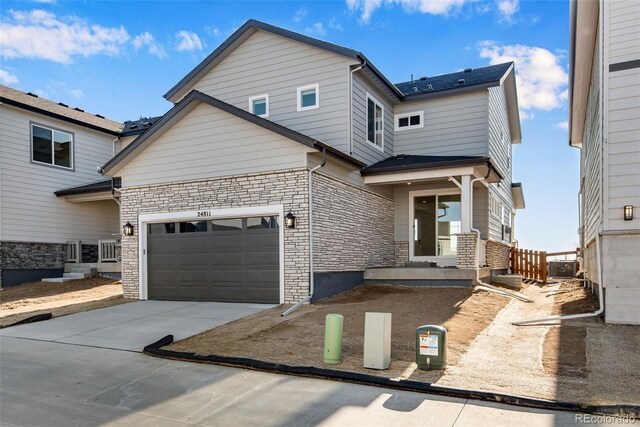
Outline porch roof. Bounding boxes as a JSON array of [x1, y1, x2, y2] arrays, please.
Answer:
[[361, 155, 503, 180], [55, 178, 121, 201]]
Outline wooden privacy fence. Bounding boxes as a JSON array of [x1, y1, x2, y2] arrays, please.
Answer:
[[511, 248, 547, 283]]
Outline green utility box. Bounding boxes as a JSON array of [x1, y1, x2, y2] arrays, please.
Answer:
[[416, 325, 447, 370], [323, 313, 344, 364]]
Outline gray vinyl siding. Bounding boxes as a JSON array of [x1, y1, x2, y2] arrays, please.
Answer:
[[487, 85, 514, 242], [188, 30, 357, 153], [119, 102, 312, 187], [393, 91, 489, 157], [351, 73, 395, 165], [393, 183, 488, 241], [0, 104, 119, 244], [582, 35, 602, 244], [608, 0, 640, 64]]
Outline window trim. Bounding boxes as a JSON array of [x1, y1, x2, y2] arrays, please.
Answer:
[[248, 94, 269, 118], [365, 92, 384, 152], [30, 122, 75, 171], [394, 111, 424, 131], [296, 83, 319, 112]]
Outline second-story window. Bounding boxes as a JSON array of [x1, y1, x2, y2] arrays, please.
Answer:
[[366, 93, 384, 150], [395, 111, 424, 131], [31, 123, 73, 170], [249, 94, 269, 117], [297, 84, 319, 111]]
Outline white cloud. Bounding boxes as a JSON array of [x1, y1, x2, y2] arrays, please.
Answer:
[[205, 26, 221, 38], [328, 17, 344, 31], [305, 22, 327, 36], [347, 0, 471, 23], [479, 41, 568, 117], [66, 88, 83, 98], [554, 121, 568, 130], [0, 69, 19, 85], [175, 30, 203, 52], [293, 8, 307, 23], [132, 32, 167, 59], [0, 9, 130, 64], [497, 0, 519, 22]]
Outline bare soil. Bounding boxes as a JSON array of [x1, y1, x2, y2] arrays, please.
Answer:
[[0, 277, 128, 327], [168, 285, 511, 383]]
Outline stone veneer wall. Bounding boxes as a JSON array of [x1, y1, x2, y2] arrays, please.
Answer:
[[0, 241, 67, 287], [312, 173, 395, 271], [81, 244, 99, 263], [119, 169, 310, 302], [455, 233, 478, 269], [486, 240, 511, 269], [394, 241, 409, 266]]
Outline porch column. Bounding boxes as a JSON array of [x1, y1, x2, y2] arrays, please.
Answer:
[[461, 174, 472, 232]]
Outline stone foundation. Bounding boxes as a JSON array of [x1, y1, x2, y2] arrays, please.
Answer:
[[0, 241, 67, 287], [394, 241, 409, 266], [81, 244, 99, 263], [486, 240, 511, 269]]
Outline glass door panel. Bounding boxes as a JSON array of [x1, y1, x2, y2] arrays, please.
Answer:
[[413, 196, 436, 257], [437, 195, 461, 256], [413, 194, 461, 258]]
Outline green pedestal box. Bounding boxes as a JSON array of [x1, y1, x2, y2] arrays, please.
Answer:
[[416, 325, 447, 370], [323, 313, 344, 364]]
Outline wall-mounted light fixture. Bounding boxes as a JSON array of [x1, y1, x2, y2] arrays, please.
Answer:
[[123, 221, 135, 236], [285, 211, 297, 229], [624, 205, 634, 221]]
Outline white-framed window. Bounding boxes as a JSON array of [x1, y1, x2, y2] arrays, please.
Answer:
[[489, 195, 503, 219], [31, 123, 74, 170], [366, 92, 384, 150], [296, 84, 319, 111], [394, 111, 423, 131], [248, 94, 269, 117]]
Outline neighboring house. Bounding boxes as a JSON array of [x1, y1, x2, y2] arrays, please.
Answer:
[[100, 20, 525, 305], [569, 0, 640, 324], [0, 84, 159, 287]]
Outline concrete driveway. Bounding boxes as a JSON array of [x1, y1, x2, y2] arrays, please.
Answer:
[[0, 301, 275, 351]]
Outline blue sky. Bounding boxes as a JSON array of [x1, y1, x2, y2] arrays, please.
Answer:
[[0, 0, 578, 252]]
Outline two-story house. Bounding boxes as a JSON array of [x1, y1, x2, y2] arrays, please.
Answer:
[[100, 20, 524, 306], [569, 0, 640, 324]]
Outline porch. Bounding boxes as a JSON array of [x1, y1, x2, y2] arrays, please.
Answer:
[[364, 265, 491, 287]]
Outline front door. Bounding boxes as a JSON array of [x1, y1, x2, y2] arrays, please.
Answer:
[[410, 192, 462, 266]]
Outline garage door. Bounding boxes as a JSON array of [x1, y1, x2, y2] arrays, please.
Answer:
[[147, 216, 279, 303]]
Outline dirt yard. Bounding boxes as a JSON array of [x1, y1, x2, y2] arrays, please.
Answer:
[[0, 277, 128, 327], [169, 281, 640, 406], [168, 285, 511, 383]]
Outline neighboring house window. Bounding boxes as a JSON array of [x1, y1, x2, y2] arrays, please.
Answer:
[[366, 93, 384, 150], [394, 111, 423, 131], [249, 94, 269, 117], [31, 123, 73, 169], [297, 84, 319, 111]]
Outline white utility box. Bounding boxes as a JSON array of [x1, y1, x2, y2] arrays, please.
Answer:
[[363, 312, 392, 369]]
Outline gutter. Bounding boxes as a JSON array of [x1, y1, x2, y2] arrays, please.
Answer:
[[282, 147, 327, 316], [349, 62, 365, 155]]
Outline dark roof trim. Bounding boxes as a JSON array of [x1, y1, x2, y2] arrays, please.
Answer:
[[361, 156, 503, 180], [402, 81, 497, 101], [55, 178, 121, 197], [163, 19, 404, 102], [102, 90, 365, 174], [1, 97, 121, 136]]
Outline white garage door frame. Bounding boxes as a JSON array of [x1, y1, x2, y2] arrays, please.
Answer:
[[138, 204, 285, 303]]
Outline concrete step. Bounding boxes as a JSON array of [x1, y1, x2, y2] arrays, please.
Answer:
[[63, 272, 90, 279], [69, 267, 97, 275], [42, 277, 83, 283], [364, 267, 489, 281], [493, 274, 523, 289]]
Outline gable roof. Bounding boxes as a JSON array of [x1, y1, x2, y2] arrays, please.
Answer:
[[163, 19, 405, 102], [101, 90, 365, 175], [395, 63, 514, 99], [0, 84, 123, 135]]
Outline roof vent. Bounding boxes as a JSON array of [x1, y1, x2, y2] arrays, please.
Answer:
[[129, 124, 138, 129], [95, 114, 105, 119], [457, 79, 465, 85], [74, 107, 84, 112], [426, 84, 433, 90], [26, 92, 38, 98], [464, 68, 473, 73], [395, 154, 408, 160], [419, 76, 427, 81], [412, 86, 419, 92], [58, 102, 68, 107]]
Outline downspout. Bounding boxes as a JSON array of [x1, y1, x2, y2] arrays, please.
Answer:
[[348, 61, 366, 155], [449, 167, 532, 303], [111, 137, 119, 158], [282, 147, 327, 316]]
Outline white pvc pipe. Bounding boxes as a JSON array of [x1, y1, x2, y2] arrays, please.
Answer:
[[348, 62, 365, 155], [511, 232, 604, 325]]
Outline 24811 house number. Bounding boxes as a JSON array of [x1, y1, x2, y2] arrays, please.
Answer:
[[196, 210, 212, 217]]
